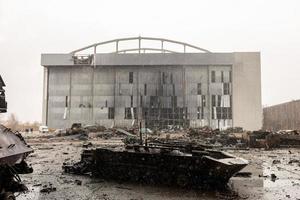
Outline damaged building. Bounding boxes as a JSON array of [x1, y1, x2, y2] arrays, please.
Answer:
[[263, 100, 300, 130], [41, 37, 262, 130]]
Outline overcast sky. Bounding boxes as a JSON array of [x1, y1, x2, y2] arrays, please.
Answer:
[[0, 0, 300, 122]]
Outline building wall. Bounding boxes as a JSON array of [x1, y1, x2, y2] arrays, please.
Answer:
[[42, 52, 261, 130], [263, 100, 300, 130], [45, 65, 233, 129], [232, 52, 262, 130]]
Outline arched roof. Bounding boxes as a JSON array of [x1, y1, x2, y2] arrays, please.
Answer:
[[70, 36, 211, 54]]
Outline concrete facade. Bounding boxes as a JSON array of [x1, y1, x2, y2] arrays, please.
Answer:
[[41, 40, 262, 131], [263, 100, 300, 131]]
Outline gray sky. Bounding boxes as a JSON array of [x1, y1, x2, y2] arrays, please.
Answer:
[[0, 0, 300, 122]]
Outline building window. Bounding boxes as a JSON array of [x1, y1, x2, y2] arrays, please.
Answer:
[[172, 84, 175, 96], [162, 72, 166, 84], [150, 96, 158, 108], [202, 95, 206, 107], [125, 107, 137, 119], [129, 72, 133, 83], [211, 71, 216, 83], [229, 71, 232, 83], [221, 71, 224, 83], [105, 100, 108, 107], [212, 95, 216, 107], [140, 95, 143, 106], [144, 84, 147, 96], [171, 96, 177, 107], [197, 83, 202, 95], [217, 95, 221, 107], [125, 108, 131, 119], [223, 83, 230, 95], [215, 107, 232, 119], [197, 107, 204, 119], [130, 95, 133, 107], [170, 73, 173, 84], [108, 107, 114, 119], [65, 96, 68, 107]]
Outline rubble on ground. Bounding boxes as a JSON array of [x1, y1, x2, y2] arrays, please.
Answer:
[[15, 129, 300, 200], [0, 125, 33, 199]]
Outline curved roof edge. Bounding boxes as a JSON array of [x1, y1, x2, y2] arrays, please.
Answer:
[[70, 36, 211, 54]]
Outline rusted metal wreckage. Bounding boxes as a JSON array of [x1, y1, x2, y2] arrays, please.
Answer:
[[0, 75, 33, 200], [64, 137, 248, 187]]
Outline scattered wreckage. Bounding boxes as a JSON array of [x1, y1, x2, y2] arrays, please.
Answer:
[[63, 134, 248, 188], [246, 130, 300, 148], [0, 75, 33, 199], [0, 126, 33, 200]]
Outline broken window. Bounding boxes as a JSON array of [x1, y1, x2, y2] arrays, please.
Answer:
[[144, 84, 147, 96], [125, 107, 137, 119], [228, 107, 232, 119], [171, 96, 177, 107], [217, 95, 221, 107], [140, 95, 143, 106], [172, 84, 175, 96], [142, 108, 149, 118], [65, 96, 68, 107], [223, 83, 230, 95], [215, 107, 232, 119], [202, 95, 206, 107], [197, 107, 204, 119], [129, 72, 133, 83], [125, 108, 131, 119], [162, 72, 166, 84], [130, 96, 133, 107], [108, 107, 114, 119], [197, 83, 202, 95], [212, 95, 216, 107], [150, 96, 158, 108], [216, 107, 222, 119], [73, 55, 92, 65], [211, 71, 216, 83], [221, 71, 224, 82]]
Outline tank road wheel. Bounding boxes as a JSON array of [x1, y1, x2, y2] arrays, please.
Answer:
[[176, 174, 190, 188]]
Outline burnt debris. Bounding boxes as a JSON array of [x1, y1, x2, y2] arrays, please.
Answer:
[[0, 125, 33, 199], [63, 137, 248, 188]]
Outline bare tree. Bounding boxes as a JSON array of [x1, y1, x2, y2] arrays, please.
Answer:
[[6, 113, 19, 130]]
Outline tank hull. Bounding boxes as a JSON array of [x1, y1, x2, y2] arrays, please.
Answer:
[[91, 146, 248, 187]]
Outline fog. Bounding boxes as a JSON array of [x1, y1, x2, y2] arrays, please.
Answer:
[[0, 0, 300, 122]]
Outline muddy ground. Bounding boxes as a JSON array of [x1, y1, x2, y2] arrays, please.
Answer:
[[16, 134, 300, 200]]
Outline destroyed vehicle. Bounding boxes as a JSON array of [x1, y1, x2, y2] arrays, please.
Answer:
[[39, 125, 49, 133], [0, 125, 33, 199], [65, 143, 248, 188], [0, 75, 7, 113]]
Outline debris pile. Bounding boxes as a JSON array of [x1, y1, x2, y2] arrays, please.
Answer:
[[187, 127, 246, 148], [0, 125, 33, 199]]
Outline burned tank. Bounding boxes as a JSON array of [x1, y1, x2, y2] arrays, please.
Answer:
[[0, 75, 33, 200], [0, 75, 7, 113], [64, 139, 248, 188]]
